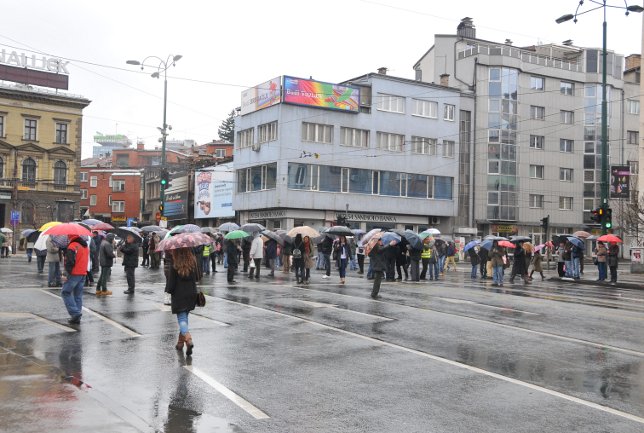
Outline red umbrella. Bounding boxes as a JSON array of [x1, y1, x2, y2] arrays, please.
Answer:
[[597, 234, 622, 243], [45, 223, 91, 237], [155, 232, 213, 252], [498, 240, 515, 248], [92, 222, 114, 231]]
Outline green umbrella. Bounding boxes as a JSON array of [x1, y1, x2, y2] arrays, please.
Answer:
[[224, 230, 251, 240], [419, 232, 433, 240]]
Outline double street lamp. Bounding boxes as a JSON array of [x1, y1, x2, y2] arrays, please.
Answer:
[[126, 54, 182, 217], [556, 1, 643, 234]]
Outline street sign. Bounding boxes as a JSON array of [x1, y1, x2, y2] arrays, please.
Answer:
[[10, 210, 20, 224]]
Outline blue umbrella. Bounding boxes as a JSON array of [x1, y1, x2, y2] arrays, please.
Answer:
[[463, 240, 480, 252], [381, 232, 402, 244], [480, 239, 494, 250], [567, 236, 584, 248], [21, 229, 37, 238]]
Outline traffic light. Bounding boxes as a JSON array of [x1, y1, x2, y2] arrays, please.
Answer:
[[158, 204, 164, 213], [603, 207, 612, 230], [160, 169, 171, 189], [540, 215, 549, 230]]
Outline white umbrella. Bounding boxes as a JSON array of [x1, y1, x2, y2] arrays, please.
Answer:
[[0, 228, 13, 233], [424, 228, 441, 235]]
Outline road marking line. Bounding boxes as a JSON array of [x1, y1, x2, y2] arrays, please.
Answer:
[[218, 296, 644, 425], [185, 366, 269, 420], [39, 289, 141, 338], [0, 312, 76, 333], [294, 299, 394, 321], [437, 297, 540, 316], [157, 304, 229, 327], [297, 300, 338, 308]]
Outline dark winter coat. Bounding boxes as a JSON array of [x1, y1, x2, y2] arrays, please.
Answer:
[[319, 237, 333, 255], [265, 239, 278, 259], [99, 234, 116, 267], [368, 243, 389, 272], [468, 248, 480, 266], [120, 241, 139, 268], [167, 266, 198, 314], [608, 244, 619, 267], [512, 246, 527, 275], [226, 240, 239, 266]]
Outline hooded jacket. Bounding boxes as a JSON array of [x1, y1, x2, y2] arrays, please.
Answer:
[[65, 236, 89, 276], [99, 234, 116, 267]]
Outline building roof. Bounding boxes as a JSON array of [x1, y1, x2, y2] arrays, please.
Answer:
[[343, 71, 466, 93], [0, 82, 90, 108]]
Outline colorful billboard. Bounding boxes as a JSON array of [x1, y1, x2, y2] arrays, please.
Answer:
[[241, 77, 282, 115], [283, 76, 360, 113], [195, 164, 235, 219], [164, 191, 188, 220], [610, 165, 631, 199]]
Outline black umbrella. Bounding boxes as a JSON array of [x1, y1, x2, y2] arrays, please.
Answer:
[[262, 230, 284, 246], [326, 225, 353, 236], [241, 223, 265, 233], [275, 230, 293, 244], [402, 230, 423, 250], [26, 230, 41, 243], [115, 226, 142, 242]]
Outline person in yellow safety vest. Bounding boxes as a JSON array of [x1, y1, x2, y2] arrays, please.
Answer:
[[420, 244, 432, 280], [202, 244, 212, 275]]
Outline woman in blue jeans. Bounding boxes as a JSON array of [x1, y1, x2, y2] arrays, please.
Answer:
[[335, 236, 351, 284], [166, 247, 198, 356]]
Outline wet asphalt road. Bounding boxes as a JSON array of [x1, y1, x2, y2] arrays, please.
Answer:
[[0, 256, 643, 433]]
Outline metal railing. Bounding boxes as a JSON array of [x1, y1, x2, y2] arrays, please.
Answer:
[[458, 43, 583, 72]]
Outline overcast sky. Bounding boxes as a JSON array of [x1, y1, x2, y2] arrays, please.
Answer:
[[1, 0, 641, 158]]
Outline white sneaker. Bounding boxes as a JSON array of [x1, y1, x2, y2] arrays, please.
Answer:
[[163, 292, 171, 305], [322, 275, 329, 279]]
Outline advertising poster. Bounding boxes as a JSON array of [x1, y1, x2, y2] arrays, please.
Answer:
[[610, 165, 630, 199], [164, 191, 188, 220], [241, 77, 282, 115], [283, 76, 360, 112], [195, 164, 234, 219]]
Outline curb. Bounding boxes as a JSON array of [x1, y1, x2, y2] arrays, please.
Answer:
[[553, 277, 643, 291]]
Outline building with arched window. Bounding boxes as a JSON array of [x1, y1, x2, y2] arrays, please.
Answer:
[[0, 84, 90, 230]]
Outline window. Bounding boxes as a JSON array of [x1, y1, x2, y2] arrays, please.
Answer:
[[529, 164, 544, 179], [53, 161, 66, 189], [0, 156, 3, 178], [627, 99, 640, 115], [377, 94, 405, 113], [90, 195, 97, 206], [530, 76, 544, 91], [530, 106, 545, 120], [319, 165, 342, 192], [21, 157, 36, 185], [627, 130, 639, 145], [80, 172, 88, 182], [376, 132, 404, 152], [302, 122, 332, 143], [412, 99, 438, 118], [441, 140, 455, 157], [560, 139, 574, 153], [559, 196, 573, 210], [258, 121, 277, 143], [529, 135, 544, 150], [237, 163, 277, 192], [560, 168, 573, 182], [560, 110, 574, 124], [443, 104, 455, 121], [24, 118, 37, 140], [529, 194, 544, 208], [90, 176, 97, 187], [80, 189, 88, 200], [379, 171, 402, 196], [288, 163, 318, 190], [433, 176, 453, 199], [0, 114, 4, 137], [112, 179, 125, 192], [560, 81, 574, 95], [112, 201, 125, 213], [411, 136, 436, 155], [215, 149, 226, 158], [237, 128, 254, 148], [108, 195, 112, 205], [340, 127, 369, 148], [55, 122, 68, 144]]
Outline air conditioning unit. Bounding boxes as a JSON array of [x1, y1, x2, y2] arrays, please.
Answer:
[[251, 144, 260, 152], [429, 216, 440, 225]]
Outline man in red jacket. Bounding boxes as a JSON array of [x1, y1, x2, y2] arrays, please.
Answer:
[[62, 236, 89, 324]]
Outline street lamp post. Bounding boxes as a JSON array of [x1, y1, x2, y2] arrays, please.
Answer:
[[556, 1, 643, 234], [126, 54, 182, 215]]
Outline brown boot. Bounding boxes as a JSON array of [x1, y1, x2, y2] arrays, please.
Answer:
[[175, 333, 185, 351], [184, 332, 194, 356]]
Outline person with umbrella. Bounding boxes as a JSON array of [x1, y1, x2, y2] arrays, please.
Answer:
[[96, 233, 116, 296], [334, 236, 351, 284], [225, 238, 240, 284], [489, 241, 505, 286], [319, 235, 333, 279], [509, 242, 530, 284], [119, 234, 140, 294], [46, 236, 62, 287], [281, 237, 293, 274], [166, 247, 198, 356], [62, 234, 90, 324], [569, 237, 584, 280], [150, 233, 161, 270], [292, 234, 306, 284], [608, 242, 619, 284], [356, 234, 366, 274], [141, 233, 150, 267], [0, 230, 11, 258], [265, 237, 278, 277], [369, 238, 396, 299], [529, 248, 545, 281], [478, 245, 488, 279], [594, 241, 608, 281], [468, 245, 480, 279]]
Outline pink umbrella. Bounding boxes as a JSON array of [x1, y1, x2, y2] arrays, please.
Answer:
[[156, 232, 213, 252], [45, 223, 91, 237], [498, 240, 515, 249]]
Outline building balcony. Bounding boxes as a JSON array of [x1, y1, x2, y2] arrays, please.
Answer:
[[458, 43, 583, 73]]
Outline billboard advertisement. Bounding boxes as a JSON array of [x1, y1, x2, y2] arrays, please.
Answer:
[[164, 191, 188, 220], [610, 165, 631, 199], [195, 164, 235, 219], [241, 77, 282, 115], [283, 76, 360, 113]]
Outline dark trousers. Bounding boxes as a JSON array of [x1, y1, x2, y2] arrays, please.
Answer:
[[125, 266, 135, 290], [227, 264, 236, 282], [420, 258, 429, 279], [480, 260, 487, 278], [409, 258, 420, 281], [396, 257, 408, 280], [249, 258, 261, 278], [357, 254, 365, 273], [557, 262, 565, 277], [37, 255, 46, 272], [141, 250, 149, 266], [1, 246, 9, 257], [609, 265, 618, 283], [210, 254, 217, 273], [385, 258, 396, 280], [323, 253, 331, 276], [371, 271, 384, 297], [97, 266, 112, 291]]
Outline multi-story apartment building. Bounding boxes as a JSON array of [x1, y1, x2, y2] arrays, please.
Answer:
[[414, 18, 640, 243], [0, 83, 90, 229], [79, 168, 141, 225], [234, 73, 474, 234]]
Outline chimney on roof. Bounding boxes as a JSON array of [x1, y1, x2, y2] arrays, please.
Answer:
[[137, 142, 144, 151], [562, 39, 574, 46], [504, 39, 513, 45], [625, 54, 641, 70], [440, 74, 450, 87], [377, 67, 388, 75], [457, 17, 476, 39]]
